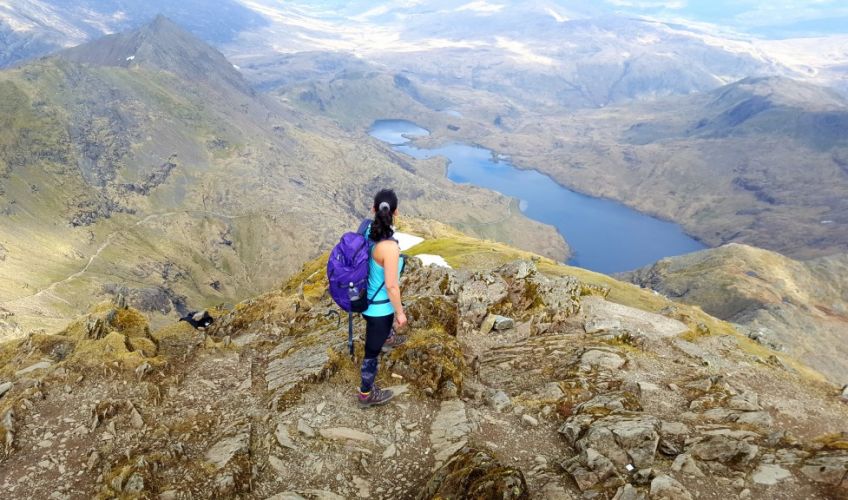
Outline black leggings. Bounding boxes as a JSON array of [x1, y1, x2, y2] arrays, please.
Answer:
[[363, 314, 394, 358]]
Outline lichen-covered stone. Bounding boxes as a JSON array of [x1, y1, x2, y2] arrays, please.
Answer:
[[405, 295, 459, 336], [387, 329, 465, 397], [417, 446, 529, 500]]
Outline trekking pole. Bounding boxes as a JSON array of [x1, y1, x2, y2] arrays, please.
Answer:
[[348, 312, 354, 359]]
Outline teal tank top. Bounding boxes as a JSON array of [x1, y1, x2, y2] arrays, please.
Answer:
[[363, 225, 404, 317]]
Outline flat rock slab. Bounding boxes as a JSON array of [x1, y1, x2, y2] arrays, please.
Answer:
[[650, 474, 693, 500], [673, 339, 732, 369], [582, 296, 688, 339], [0, 382, 12, 398], [275, 423, 297, 450], [384, 384, 409, 396], [430, 400, 474, 468], [266, 338, 334, 396], [319, 427, 375, 444], [580, 349, 626, 371], [15, 361, 52, 377], [205, 433, 250, 470], [752, 464, 792, 485]]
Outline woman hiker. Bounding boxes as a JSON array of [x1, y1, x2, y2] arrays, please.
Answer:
[[358, 189, 408, 408]]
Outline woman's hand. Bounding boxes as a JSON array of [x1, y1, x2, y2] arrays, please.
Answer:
[[394, 312, 408, 330]]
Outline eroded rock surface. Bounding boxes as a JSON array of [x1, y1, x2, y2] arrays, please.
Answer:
[[0, 258, 845, 499]]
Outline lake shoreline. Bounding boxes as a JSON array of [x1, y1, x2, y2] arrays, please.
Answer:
[[370, 119, 707, 273]]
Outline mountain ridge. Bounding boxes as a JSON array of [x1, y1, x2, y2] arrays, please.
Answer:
[[56, 15, 253, 96], [0, 223, 845, 498], [622, 243, 848, 385]]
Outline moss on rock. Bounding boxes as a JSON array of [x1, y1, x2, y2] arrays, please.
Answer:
[[417, 446, 529, 500], [387, 329, 466, 397]]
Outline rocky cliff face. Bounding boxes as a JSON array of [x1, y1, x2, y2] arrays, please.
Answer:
[[622, 243, 848, 386], [0, 232, 845, 499]]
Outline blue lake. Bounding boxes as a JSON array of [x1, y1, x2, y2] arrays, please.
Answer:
[[369, 119, 706, 274]]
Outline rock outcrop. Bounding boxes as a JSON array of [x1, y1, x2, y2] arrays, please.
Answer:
[[0, 250, 845, 499], [417, 446, 529, 500]]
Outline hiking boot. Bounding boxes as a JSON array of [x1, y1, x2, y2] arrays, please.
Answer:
[[358, 386, 394, 408], [381, 332, 407, 353]]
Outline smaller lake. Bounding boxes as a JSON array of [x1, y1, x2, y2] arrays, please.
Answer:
[[369, 119, 706, 274]]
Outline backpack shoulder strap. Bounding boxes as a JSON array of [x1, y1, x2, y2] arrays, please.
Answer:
[[356, 218, 372, 236]]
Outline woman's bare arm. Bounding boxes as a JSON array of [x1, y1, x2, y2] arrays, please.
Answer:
[[379, 241, 407, 327]]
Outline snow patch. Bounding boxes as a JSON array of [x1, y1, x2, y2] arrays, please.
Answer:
[[125, 55, 135, 61], [393, 232, 424, 251], [495, 37, 556, 66], [456, 1, 505, 14], [546, 7, 569, 23], [416, 254, 452, 269]]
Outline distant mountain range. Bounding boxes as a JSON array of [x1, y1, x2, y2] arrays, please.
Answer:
[[2, 1, 847, 104]]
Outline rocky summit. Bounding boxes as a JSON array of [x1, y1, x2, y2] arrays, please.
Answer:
[[0, 229, 845, 499]]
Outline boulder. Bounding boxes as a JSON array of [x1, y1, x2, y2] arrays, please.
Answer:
[[0, 382, 11, 398], [649, 475, 692, 500], [580, 349, 626, 371], [614, 484, 646, 500], [659, 421, 690, 456], [479, 314, 497, 334], [800, 452, 848, 487], [577, 415, 661, 469], [493, 315, 515, 331], [688, 432, 758, 467], [671, 454, 704, 477], [417, 446, 529, 499], [727, 392, 761, 412], [484, 389, 512, 412], [561, 413, 660, 491], [563, 447, 621, 491], [205, 433, 250, 470], [457, 273, 509, 333], [480, 314, 516, 333]]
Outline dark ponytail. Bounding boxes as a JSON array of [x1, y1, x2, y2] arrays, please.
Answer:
[[370, 189, 398, 242]]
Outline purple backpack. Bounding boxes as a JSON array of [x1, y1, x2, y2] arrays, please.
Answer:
[[327, 220, 376, 356]]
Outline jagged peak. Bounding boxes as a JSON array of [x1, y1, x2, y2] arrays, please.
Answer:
[[55, 14, 252, 95]]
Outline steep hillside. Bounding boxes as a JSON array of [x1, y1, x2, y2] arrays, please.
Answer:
[[622, 244, 848, 385], [0, 18, 566, 340], [0, 227, 845, 499]]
